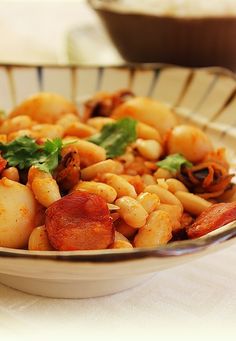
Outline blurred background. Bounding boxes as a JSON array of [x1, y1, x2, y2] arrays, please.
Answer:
[[0, 0, 123, 65], [0, 0, 236, 69]]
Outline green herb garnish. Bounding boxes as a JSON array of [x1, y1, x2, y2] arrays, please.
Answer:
[[157, 153, 193, 173], [0, 136, 64, 173], [34, 138, 63, 173], [89, 117, 137, 158]]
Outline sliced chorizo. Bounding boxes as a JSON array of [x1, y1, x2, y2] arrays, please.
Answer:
[[187, 202, 236, 239], [0, 156, 7, 173], [45, 191, 114, 250]]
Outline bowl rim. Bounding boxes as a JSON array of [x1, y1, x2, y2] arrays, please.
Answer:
[[0, 62, 236, 263], [88, 0, 236, 20], [1, 62, 236, 80], [0, 223, 235, 263]]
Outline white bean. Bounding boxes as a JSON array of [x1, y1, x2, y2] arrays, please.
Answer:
[[142, 174, 156, 186], [136, 139, 163, 161], [115, 196, 148, 228], [156, 178, 169, 190], [63, 138, 106, 167], [74, 181, 117, 203], [116, 151, 134, 166], [137, 192, 160, 214], [87, 117, 115, 130], [166, 179, 189, 193], [136, 122, 161, 142], [64, 121, 97, 138], [0, 115, 33, 134], [57, 113, 80, 128], [154, 168, 173, 180], [134, 210, 172, 247], [158, 204, 182, 232], [81, 160, 123, 180], [32, 177, 61, 208], [2, 167, 19, 182], [175, 191, 212, 216], [28, 167, 61, 208], [102, 173, 137, 198], [145, 185, 183, 211], [31, 124, 63, 139], [28, 225, 54, 251]]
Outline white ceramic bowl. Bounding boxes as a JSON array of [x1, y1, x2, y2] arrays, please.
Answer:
[[0, 63, 236, 298]]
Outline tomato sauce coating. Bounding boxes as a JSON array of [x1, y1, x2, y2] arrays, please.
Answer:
[[45, 191, 114, 250], [0, 156, 7, 173], [187, 202, 236, 238]]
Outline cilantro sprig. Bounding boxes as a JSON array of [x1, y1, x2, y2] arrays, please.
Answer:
[[157, 153, 193, 173], [34, 138, 63, 173], [0, 136, 64, 173], [89, 117, 137, 158]]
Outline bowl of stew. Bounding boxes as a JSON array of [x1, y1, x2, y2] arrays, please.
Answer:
[[0, 63, 236, 298]]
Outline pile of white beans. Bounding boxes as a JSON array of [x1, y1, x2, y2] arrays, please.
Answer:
[[0, 92, 221, 251]]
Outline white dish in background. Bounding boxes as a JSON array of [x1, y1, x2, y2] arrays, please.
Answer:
[[0, 63, 236, 298], [93, 0, 236, 17]]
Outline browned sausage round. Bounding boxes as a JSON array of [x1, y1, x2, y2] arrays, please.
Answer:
[[45, 191, 114, 250], [0, 156, 7, 173], [187, 202, 236, 238]]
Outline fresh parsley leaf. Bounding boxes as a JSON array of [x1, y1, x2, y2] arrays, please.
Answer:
[[0, 136, 64, 173], [0, 136, 41, 170], [34, 138, 63, 173], [89, 117, 137, 158], [157, 153, 193, 173]]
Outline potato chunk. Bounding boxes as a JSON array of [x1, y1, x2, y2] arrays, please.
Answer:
[[0, 178, 37, 248]]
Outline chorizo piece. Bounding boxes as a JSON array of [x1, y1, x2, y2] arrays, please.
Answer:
[[187, 202, 236, 239], [0, 156, 7, 173], [45, 191, 114, 251]]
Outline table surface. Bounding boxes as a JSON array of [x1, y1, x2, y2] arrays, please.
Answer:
[[1, 243, 236, 340], [0, 2, 236, 340]]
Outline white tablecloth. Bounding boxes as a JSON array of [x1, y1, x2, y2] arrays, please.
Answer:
[[1, 243, 236, 340], [0, 2, 236, 340]]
